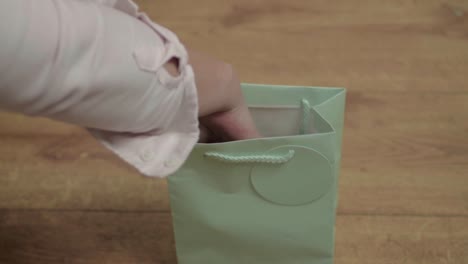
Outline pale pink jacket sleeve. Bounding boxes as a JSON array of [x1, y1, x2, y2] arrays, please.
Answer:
[[0, 0, 199, 177]]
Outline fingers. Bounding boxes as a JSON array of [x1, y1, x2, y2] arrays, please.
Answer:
[[187, 48, 261, 142], [188, 49, 235, 116], [200, 105, 260, 142], [198, 124, 220, 143]]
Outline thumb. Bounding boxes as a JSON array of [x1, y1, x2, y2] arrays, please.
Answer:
[[200, 104, 260, 142]]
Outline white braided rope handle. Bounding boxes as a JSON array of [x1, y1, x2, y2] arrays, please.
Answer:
[[204, 150, 295, 164], [204, 98, 311, 164]]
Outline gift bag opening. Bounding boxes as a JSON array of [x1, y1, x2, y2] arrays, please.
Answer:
[[249, 101, 334, 138]]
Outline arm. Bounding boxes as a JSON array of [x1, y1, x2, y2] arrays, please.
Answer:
[[0, 0, 258, 177]]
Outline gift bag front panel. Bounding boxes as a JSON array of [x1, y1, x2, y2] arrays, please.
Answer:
[[169, 85, 345, 264], [169, 135, 338, 264]]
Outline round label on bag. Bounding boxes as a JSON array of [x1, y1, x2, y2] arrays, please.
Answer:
[[250, 145, 333, 206]]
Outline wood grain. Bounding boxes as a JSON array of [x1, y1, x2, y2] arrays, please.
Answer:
[[0, 211, 466, 264], [0, 211, 176, 264], [139, 0, 468, 91], [1, 0, 467, 263], [335, 215, 468, 264]]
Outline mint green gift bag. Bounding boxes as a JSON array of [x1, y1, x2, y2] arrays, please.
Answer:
[[168, 84, 346, 264]]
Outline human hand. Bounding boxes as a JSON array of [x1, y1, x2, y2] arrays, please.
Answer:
[[170, 49, 260, 143]]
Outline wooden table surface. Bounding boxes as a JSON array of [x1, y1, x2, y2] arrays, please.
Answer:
[[1, 0, 467, 263]]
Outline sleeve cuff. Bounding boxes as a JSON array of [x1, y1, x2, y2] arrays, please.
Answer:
[[88, 0, 199, 177]]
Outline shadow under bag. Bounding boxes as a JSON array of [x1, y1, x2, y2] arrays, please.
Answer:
[[169, 83, 346, 264]]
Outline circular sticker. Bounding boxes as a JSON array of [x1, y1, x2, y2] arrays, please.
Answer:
[[250, 145, 333, 206]]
